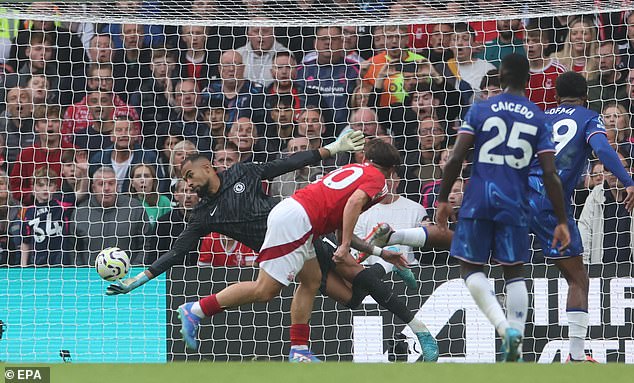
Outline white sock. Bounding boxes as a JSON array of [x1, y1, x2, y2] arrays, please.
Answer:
[[407, 318, 429, 334], [190, 302, 206, 318], [465, 272, 509, 337], [505, 278, 528, 334], [290, 345, 308, 350], [387, 228, 427, 247], [567, 310, 589, 360]]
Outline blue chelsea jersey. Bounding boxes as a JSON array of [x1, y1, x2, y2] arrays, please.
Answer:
[[459, 93, 555, 226], [529, 104, 606, 199]]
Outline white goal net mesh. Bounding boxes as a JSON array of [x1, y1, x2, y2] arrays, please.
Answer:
[[0, 0, 632, 364]]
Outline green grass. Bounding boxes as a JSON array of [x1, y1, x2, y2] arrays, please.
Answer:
[[1, 362, 633, 383]]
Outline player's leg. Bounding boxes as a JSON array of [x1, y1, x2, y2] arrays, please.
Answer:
[[366, 223, 453, 249], [315, 236, 439, 361], [529, 203, 592, 362], [453, 218, 521, 362], [493, 223, 532, 362], [290, 258, 322, 362], [178, 269, 285, 350], [178, 198, 314, 351], [362, 224, 451, 288], [554, 256, 591, 362]]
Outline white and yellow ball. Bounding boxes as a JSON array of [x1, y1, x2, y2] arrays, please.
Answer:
[[95, 247, 130, 281]]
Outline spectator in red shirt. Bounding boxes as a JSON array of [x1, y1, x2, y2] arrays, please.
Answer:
[[177, 25, 218, 89], [525, 21, 566, 110], [10, 105, 74, 205], [62, 63, 138, 138], [199, 232, 258, 267]]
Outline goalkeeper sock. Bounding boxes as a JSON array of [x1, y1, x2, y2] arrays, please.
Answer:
[[198, 294, 224, 317], [290, 324, 310, 347], [465, 272, 509, 337], [505, 278, 528, 333], [387, 227, 427, 247], [567, 310, 589, 360]]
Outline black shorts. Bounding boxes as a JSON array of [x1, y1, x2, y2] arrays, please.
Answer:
[[313, 234, 337, 295]]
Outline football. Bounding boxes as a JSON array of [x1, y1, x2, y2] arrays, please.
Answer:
[[95, 247, 130, 281]]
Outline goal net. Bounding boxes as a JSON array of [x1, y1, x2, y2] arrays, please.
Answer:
[[0, 0, 633, 364]]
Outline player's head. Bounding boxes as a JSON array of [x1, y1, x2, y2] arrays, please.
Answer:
[[181, 153, 217, 197], [499, 53, 530, 91], [555, 71, 588, 105], [363, 138, 402, 176]]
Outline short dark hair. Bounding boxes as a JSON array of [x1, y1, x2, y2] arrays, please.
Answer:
[[33, 104, 62, 120], [499, 54, 530, 90], [267, 94, 293, 109], [364, 139, 401, 169], [452, 22, 475, 39], [555, 71, 588, 99], [182, 153, 210, 167], [480, 69, 500, 90], [205, 95, 224, 109], [88, 63, 113, 77], [273, 51, 295, 62], [525, 20, 553, 43], [316, 25, 342, 35]]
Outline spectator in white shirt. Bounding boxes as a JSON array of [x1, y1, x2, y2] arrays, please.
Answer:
[[236, 23, 289, 87], [449, 23, 495, 94]]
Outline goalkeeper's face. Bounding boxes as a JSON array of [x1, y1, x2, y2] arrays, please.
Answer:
[[182, 159, 215, 198]]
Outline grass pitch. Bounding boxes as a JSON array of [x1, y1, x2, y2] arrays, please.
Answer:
[[1, 362, 632, 383]]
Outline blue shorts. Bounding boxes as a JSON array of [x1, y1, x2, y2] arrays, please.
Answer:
[[528, 190, 583, 259], [450, 218, 530, 265]]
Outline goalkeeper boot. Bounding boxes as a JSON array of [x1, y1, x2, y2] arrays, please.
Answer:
[[289, 346, 322, 363], [178, 302, 201, 350], [357, 223, 394, 263], [415, 331, 439, 362], [565, 354, 599, 363], [501, 328, 523, 362]]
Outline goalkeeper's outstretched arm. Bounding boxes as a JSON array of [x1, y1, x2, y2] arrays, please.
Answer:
[[106, 216, 205, 295]]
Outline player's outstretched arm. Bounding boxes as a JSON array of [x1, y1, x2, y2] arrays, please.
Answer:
[[106, 218, 205, 296], [436, 132, 473, 228], [537, 151, 571, 252], [589, 134, 634, 211], [259, 130, 365, 180]]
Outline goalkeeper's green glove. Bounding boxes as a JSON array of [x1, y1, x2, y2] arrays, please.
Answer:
[[105, 271, 150, 296], [324, 129, 365, 156]]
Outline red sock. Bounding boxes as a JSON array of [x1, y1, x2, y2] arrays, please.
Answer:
[[199, 294, 224, 317], [290, 324, 310, 347]]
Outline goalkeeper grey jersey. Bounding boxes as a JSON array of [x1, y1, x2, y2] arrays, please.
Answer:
[[148, 149, 322, 277]]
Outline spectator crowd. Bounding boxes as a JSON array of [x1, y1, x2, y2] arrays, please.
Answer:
[[0, 0, 632, 267]]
